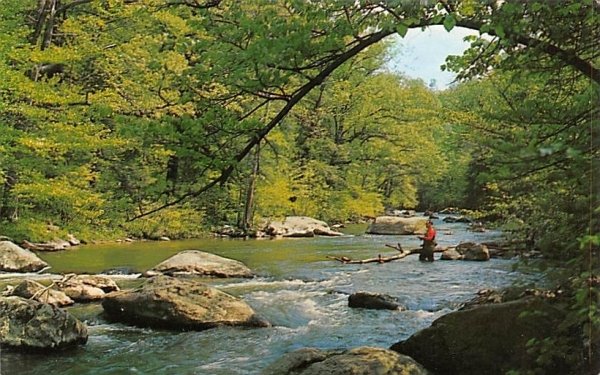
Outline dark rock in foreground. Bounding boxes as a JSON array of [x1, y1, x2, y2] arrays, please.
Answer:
[[102, 275, 269, 330], [262, 346, 430, 375], [390, 297, 566, 375], [0, 296, 87, 351]]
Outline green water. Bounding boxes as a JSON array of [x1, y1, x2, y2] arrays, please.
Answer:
[[35, 224, 371, 277]]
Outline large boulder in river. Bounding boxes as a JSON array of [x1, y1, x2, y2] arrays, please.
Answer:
[[56, 274, 120, 302], [144, 250, 253, 278], [0, 296, 88, 350], [7, 280, 74, 307], [265, 216, 343, 237], [366, 216, 428, 235], [390, 297, 566, 375], [102, 275, 270, 330], [456, 242, 490, 261], [262, 346, 430, 375], [0, 241, 48, 273]]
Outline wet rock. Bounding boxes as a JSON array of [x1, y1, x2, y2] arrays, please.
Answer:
[[366, 216, 428, 235], [214, 225, 247, 238], [443, 216, 472, 223], [385, 209, 417, 217], [348, 292, 403, 310], [100, 267, 138, 275], [102, 275, 269, 330], [391, 297, 566, 375], [262, 346, 430, 375], [0, 296, 88, 351], [459, 287, 562, 311], [0, 241, 49, 273], [468, 222, 486, 232], [144, 250, 253, 278], [7, 280, 74, 307]]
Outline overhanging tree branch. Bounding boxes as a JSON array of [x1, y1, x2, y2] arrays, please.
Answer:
[[456, 19, 600, 86], [128, 29, 394, 221]]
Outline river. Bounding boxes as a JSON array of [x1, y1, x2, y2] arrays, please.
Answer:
[[0, 218, 532, 374]]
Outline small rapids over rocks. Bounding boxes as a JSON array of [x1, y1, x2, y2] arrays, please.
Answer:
[[1, 218, 533, 374]]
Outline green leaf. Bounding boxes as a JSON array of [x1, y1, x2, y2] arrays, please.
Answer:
[[443, 14, 456, 32], [495, 24, 506, 38], [396, 23, 408, 37], [531, 2, 543, 12], [432, 14, 444, 24], [404, 17, 419, 26]]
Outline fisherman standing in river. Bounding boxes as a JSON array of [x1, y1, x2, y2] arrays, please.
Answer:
[[418, 220, 436, 262]]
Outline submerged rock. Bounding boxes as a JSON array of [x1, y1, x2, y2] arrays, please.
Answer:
[[0, 296, 87, 351], [0, 241, 49, 273], [442, 216, 472, 223], [366, 216, 428, 235], [262, 346, 430, 375], [100, 266, 139, 276], [144, 250, 253, 278], [102, 275, 269, 330], [348, 292, 403, 310]]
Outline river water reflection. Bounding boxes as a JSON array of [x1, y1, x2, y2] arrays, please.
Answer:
[[1, 219, 528, 374]]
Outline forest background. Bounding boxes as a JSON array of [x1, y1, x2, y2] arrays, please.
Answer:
[[0, 1, 598, 372]]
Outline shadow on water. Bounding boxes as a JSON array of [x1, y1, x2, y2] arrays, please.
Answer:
[[1, 218, 530, 374]]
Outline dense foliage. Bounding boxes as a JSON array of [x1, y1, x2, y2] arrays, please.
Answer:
[[0, 1, 597, 373]]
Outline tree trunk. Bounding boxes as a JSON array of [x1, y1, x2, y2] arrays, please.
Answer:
[[0, 169, 18, 221], [241, 143, 260, 231]]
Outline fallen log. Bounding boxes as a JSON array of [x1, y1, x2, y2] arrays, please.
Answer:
[[327, 245, 448, 264], [385, 243, 405, 252]]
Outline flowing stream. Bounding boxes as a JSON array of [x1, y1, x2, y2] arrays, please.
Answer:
[[0, 218, 533, 374]]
